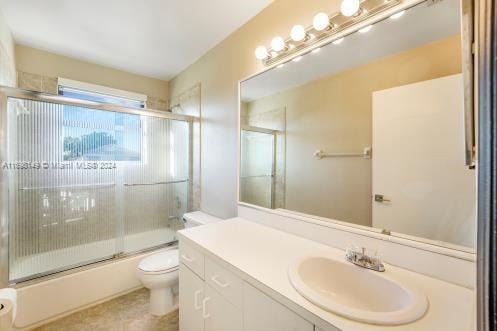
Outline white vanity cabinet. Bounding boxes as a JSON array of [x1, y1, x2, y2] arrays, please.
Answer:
[[204, 283, 243, 331], [179, 263, 242, 331], [179, 264, 204, 331], [179, 241, 243, 331], [243, 282, 314, 331], [179, 240, 314, 331]]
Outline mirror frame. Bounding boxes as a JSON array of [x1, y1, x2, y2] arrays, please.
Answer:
[[237, 0, 477, 260]]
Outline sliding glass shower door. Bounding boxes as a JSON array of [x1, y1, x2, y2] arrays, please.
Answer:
[[5, 96, 190, 282]]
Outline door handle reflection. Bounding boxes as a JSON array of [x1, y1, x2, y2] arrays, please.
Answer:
[[374, 194, 391, 203]]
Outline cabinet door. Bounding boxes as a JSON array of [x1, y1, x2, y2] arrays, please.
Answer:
[[179, 264, 205, 331], [204, 284, 242, 331], [243, 283, 314, 331]]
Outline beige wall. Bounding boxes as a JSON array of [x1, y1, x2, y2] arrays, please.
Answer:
[[245, 35, 461, 226], [0, 7, 16, 87], [15, 45, 168, 99], [169, 0, 344, 218]]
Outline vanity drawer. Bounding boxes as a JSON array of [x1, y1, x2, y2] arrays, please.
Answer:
[[205, 257, 243, 308], [180, 240, 205, 279]]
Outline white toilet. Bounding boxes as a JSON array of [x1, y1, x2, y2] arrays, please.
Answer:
[[137, 211, 222, 316], [137, 248, 179, 316]]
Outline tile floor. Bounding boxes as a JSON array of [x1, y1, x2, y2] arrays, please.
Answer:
[[35, 288, 178, 331]]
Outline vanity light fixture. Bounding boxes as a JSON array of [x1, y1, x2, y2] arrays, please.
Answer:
[[277, 64, 285, 69], [312, 48, 321, 54], [290, 25, 307, 41], [292, 56, 303, 62], [271, 36, 286, 52], [359, 25, 373, 33], [254, 0, 401, 65], [340, 0, 361, 17], [390, 10, 405, 19]]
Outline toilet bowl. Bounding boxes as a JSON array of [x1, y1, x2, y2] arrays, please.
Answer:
[[137, 248, 179, 316]]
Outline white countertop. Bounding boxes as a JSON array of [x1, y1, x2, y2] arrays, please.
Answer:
[[178, 218, 475, 331]]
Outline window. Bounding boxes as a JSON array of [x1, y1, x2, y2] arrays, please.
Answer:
[[57, 78, 147, 109], [59, 86, 146, 109], [58, 78, 145, 161]]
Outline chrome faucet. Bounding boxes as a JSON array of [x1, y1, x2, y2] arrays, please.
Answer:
[[345, 246, 385, 272]]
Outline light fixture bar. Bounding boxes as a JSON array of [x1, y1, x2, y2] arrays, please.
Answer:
[[261, 0, 401, 66]]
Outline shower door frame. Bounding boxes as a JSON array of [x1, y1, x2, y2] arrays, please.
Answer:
[[0, 86, 195, 286]]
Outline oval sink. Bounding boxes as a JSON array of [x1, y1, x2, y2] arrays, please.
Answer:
[[288, 256, 428, 325]]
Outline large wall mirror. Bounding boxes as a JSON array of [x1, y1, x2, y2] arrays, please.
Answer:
[[239, 0, 476, 252]]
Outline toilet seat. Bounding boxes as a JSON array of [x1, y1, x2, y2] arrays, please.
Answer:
[[138, 249, 179, 274]]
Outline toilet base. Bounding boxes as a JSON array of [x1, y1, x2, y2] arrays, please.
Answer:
[[149, 287, 178, 316]]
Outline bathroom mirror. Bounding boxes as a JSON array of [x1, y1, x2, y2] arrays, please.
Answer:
[[239, 0, 477, 251]]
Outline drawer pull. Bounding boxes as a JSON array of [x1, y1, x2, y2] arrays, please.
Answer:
[[211, 275, 229, 288], [181, 253, 194, 262], [202, 297, 211, 319], [194, 289, 203, 310]]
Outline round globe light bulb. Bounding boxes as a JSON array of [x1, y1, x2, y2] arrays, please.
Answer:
[[340, 0, 360, 17], [255, 46, 268, 60], [313, 12, 329, 31], [290, 25, 306, 42], [271, 36, 286, 52]]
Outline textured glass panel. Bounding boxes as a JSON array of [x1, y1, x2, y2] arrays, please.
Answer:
[[63, 106, 141, 161], [122, 117, 189, 253], [6, 97, 189, 282], [6, 98, 118, 281], [240, 130, 274, 209]]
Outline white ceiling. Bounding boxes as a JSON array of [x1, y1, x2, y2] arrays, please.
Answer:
[[241, 0, 460, 102], [1, 0, 272, 80]]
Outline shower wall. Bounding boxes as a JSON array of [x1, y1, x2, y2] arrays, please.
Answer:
[[15, 45, 169, 110], [0, 8, 15, 87], [169, 83, 201, 211]]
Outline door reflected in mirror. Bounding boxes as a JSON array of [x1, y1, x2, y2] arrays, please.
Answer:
[[239, 0, 476, 250]]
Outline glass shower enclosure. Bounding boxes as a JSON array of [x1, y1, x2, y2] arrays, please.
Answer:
[[0, 87, 193, 284]]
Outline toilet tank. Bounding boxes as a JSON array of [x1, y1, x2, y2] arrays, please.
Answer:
[[183, 211, 222, 228]]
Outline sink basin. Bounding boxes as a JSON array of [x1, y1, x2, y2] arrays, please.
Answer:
[[288, 256, 428, 325]]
